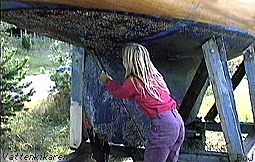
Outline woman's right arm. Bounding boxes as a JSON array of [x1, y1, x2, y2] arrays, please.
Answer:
[[107, 79, 135, 100]]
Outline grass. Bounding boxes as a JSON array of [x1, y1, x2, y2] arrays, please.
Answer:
[[198, 78, 253, 152], [199, 79, 253, 123], [1, 36, 73, 158], [1, 93, 72, 155], [199, 56, 253, 123]]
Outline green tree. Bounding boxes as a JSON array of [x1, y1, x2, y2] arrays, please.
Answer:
[[0, 23, 35, 142]]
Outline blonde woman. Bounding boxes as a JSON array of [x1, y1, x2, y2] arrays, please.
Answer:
[[99, 43, 185, 162]]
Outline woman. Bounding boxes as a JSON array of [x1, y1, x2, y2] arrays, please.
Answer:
[[99, 43, 185, 162]]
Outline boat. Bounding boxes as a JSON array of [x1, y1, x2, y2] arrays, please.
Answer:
[[1, 1, 254, 161]]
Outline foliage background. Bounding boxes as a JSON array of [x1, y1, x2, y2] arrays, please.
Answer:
[[1, 23, 72, 155]]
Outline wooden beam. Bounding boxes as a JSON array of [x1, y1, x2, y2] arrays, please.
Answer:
[[64, 142, 230, 162], [243, 44, 255, 159], [243, 133, 255, 157], [216, 37, 238, 119], [0, 37, 3, 135], [202, 37, 244, 162], [180, 150, 229, 162], [243, 44, 255, 127], [185, 79, 209, 125], [216, 37, 242, 136], [0, 37, 3, 66], [179, 58, 208, 124], [204, 61, 245, 121], [70, 47, 85, 149], [203, 121, 254, 134]]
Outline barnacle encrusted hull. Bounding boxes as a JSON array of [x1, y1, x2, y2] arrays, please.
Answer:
[[1, 9, 173, 56], [1, 8, 254, 145], [2, 0, 255, 35]]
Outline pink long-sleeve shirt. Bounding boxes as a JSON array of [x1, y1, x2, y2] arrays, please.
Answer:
[[107, 77, 177, 118]]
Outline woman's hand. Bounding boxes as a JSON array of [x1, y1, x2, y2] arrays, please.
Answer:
[[99, 72, 112, 84]]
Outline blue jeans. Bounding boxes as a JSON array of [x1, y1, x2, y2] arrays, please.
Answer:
[[144, 109, 185, 162]]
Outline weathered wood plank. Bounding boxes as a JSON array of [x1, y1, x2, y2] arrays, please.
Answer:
[[204, 61, 245, 121], [202, 37, 244, 162], [243, 133, 255, 157], [203, 121, 254, 134], [0, 38, 3, 129], [185, 79, 209, 125], [243, 44, 255, 127], [180, 150, 229, 162], [70, 47, 85, 149], [0, 38, 3, 60], [179, 58, 209, 125], [216, 37, 237, 117], [63, 142, 230, 162], [186, 121, 254, 133], [243, 44, 255, 160], [246, 147, 255, 162], [216, 37, 242, 136]]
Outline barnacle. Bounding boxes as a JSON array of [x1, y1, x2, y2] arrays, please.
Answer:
[[1, 9, 173, 59]]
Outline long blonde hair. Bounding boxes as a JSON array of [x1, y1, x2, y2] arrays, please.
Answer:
[[122, 43, 170, 101]]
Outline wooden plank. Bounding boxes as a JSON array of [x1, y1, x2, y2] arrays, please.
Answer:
[[202, 37, 244, 162], [14, 0, 255, 35], [243, 133, 255, 157], [70, 47, 85, 149], [204, 61, 245, 121], [179, 58, 209, 124], [243, 44, 255, 160], [243, 44, 255, 127], [185, 79, 209, 125], [0, 38, 3, 131], [216, 37, 237, 117], [180, 150, 229, 162], [205, 37, 245, 122], [203, 121, 254, 134], [246, 147, 255, 161], [216, 37, 242, 136], [64, 142, 230, 162]]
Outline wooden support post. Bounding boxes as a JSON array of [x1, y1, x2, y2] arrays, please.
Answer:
[[243, 44, 255, 158], [70, 47, 85, 149], [185, 79, 209, 125], [65, 142, 230, 162], [204, 61, 245, 121], [20, 29, 22, 38], [0, 37, 3, 61], [202, 37, 244, 162], [243, 133, 255, 158], [243, 44, 255, 127], [204, 121, 254, 133], [0, 37, 3, 134], [216, 37, 242, 135], [179, 58, 209, 124]]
